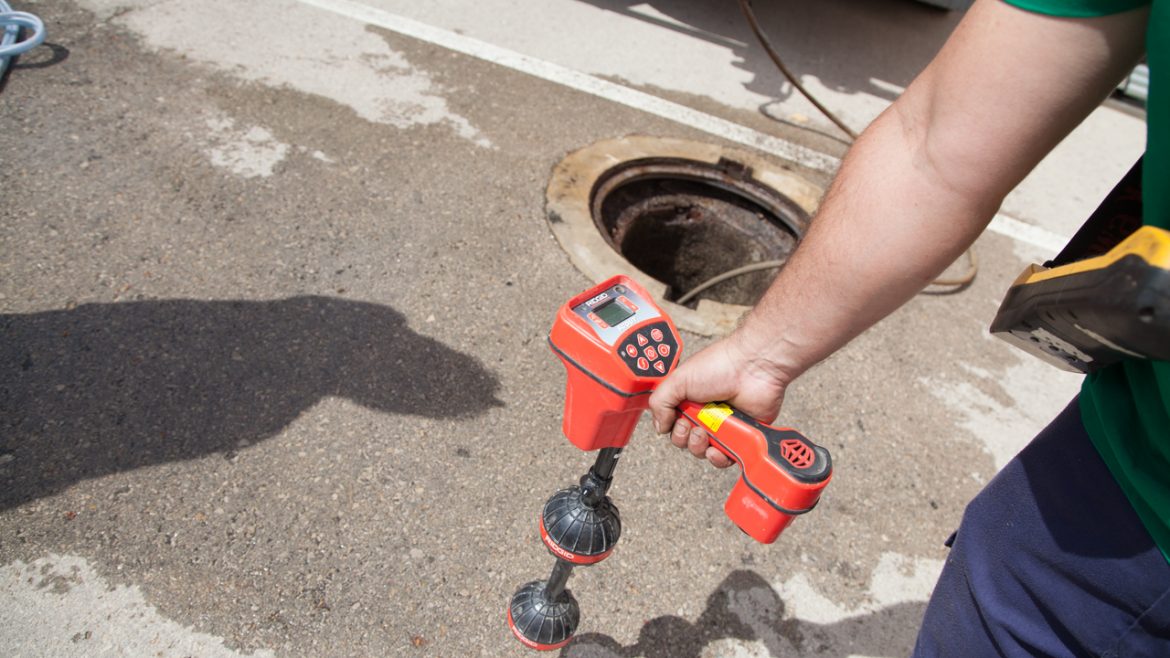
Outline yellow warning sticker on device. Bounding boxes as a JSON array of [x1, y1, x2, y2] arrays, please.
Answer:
[[697, 403, 733, 432]]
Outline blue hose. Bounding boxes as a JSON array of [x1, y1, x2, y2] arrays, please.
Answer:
[[0, 1, 45, 79]]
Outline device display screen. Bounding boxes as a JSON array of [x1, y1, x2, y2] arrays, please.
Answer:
[[594, 299, 633, 326]]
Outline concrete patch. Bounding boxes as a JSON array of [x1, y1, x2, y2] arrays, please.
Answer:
[[294, 0, 836, 172], [563, 552, 941, 657], [341, 0, 907, 134], [715, 553, 943, 658], [78, 0, 492, 147], [0, 554, 274, 658], [201, 113, 290, 179], [769, 553, 941, 625], [920, 348, 1081, 470]]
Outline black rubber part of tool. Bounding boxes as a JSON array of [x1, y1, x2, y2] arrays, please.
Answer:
[[542, 486, 621, 559], [508, 580, 580, 651]]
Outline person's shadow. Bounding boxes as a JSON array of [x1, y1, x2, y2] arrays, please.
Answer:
[[0, 296, 502, 509], [563, 570, 926, 657]]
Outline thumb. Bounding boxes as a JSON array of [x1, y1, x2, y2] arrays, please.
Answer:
[[648, 372, 686, 434]]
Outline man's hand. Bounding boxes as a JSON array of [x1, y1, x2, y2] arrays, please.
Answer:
[[648, 329, 792, 468]]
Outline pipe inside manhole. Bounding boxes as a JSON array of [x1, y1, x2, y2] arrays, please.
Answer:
[[590, 157, 810, 308]]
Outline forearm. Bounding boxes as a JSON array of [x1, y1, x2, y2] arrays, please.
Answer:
[[649, 0, 1148, 449], [731, 0, 1148, 385], [733, 99, 998, 383]]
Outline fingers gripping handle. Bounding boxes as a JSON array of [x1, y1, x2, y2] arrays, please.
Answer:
[[677, 401, 832, 543]]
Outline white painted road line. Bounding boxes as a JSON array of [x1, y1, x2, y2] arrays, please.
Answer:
[[295, 0, 1070, 253], [295, 0, 840, 174], [987, 213, 1067, 254]]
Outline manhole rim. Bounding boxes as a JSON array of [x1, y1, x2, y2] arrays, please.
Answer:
[[589, 156, 813, 253], [546, 135, 824, 336]]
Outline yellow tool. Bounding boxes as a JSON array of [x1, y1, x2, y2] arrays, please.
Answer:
[[991, 225, 1170, 372]]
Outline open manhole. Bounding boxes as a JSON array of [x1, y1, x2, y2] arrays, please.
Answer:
[[592, 157, 810, 308], [547, 136, 825, 335]]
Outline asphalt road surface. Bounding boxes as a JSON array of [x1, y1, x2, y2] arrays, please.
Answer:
[[1, 1, 1142, 656]]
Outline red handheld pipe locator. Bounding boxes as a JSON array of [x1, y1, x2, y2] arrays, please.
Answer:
[[549, 275, 832, 542], [508, 275, 832, 650]]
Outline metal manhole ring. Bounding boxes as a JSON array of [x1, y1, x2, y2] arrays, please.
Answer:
[[545, 135, 825, 336]]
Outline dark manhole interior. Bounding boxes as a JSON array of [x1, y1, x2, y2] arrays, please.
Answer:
[[591, 157, 810, 308]]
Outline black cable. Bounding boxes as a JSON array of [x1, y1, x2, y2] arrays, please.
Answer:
[[673, 1, 977, 304], [737, 0, 858, 140]]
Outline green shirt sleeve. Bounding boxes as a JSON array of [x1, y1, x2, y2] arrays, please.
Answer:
[[1003, 0, 1150, 17]]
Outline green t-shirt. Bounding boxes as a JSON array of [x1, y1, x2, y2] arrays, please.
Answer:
[[1003, 0, 1170, 561]]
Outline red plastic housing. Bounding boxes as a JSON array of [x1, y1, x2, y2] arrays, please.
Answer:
[[548, 276, 681, 451]]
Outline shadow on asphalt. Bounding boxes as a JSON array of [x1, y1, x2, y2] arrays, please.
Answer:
[[0, 296, 503, 509], [0, 42, 70, 95], [562, 570, 925, 657]]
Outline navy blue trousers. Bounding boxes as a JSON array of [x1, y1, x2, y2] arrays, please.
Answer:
[[913, 398, 1170, 657]]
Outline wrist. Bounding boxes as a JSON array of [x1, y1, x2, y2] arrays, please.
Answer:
[[725, 318, 804, 390]]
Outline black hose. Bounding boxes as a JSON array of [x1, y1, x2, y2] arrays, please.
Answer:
[[737, 0, 859, 140], [672, 1, 977, 305]]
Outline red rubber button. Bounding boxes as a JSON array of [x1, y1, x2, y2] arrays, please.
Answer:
[[658, 344, 670, 358], [653, 361, 666, 373], [625, 345, 638, 358], [618, 296, 638, 312], [650, 328, 664, 341], [588, 312, 608, 329], [644, 346, 658, 361], [637, 357, 649, 370], [637, 333, 648, 346]]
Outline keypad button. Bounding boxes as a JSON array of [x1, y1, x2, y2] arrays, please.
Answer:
[[657, 344, 670, 358], [650, 328, 663, 342], [637, 357, 649, 370], [625, 344, 638, 358], [653, 361, 666, 373], [637, 333, 648, 346], [644, 346, 658, 361]]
